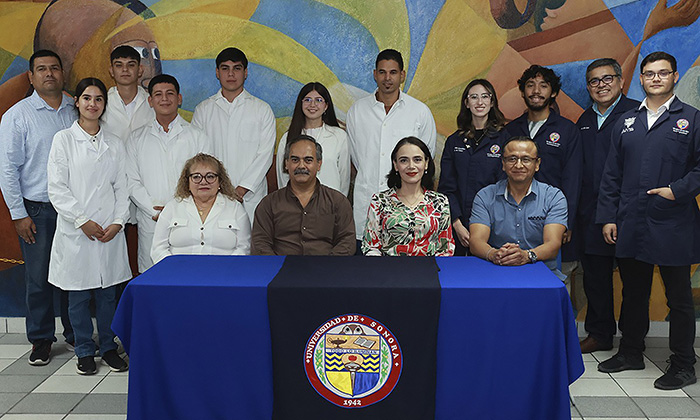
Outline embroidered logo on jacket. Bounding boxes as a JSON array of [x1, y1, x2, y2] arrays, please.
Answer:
[[487, 144, 501, 158], [673, 119, 690, 135], [305, 314, 402, 408], [546, 132, 561, 147], [622, 117, 636, 134]]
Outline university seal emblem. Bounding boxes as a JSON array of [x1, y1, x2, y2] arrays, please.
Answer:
[[677, 119, 689, 130], [304, 314, 403, 408]]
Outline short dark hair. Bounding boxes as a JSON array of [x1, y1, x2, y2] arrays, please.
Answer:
[[375, 49, 404, 71], [74, 77, 108, 119], [284, 134, 323, 164], [110, 45, 141, 64], [386, 137, 435, 190], [502, 136, 540, 156], [216, 47, 248, 69], [29, 50, 62, 72], [640, 51, 677, 73], [517, 65, 561, 96], [148, 74, 180, 95], [586, 58, 622, 79]]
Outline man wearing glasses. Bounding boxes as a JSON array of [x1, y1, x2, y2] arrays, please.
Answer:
[[126, 74, 211, 273], [251, 135, 355, 256], [596, 51, 699, 390], [469, 136, 567, 278], [576, 58, 640, 355], [504, 65, 582, 286]]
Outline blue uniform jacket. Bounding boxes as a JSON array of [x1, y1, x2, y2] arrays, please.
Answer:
[[505, 110, 582, 260], [438, 129, 504, 224], [576, 95, 640, 256], [596, 97, 700, 266]]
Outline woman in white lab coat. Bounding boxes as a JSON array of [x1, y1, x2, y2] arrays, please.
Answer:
[[276, 82, 350, 195], [151, 153, 251, 263], [47, 77, 130, 375]]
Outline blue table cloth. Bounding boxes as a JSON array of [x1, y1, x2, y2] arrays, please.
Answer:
[[112, 255, 583, 420]]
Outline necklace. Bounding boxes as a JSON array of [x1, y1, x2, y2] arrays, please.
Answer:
[[397, 192, 424, 208], [464, 129, 486, 148]]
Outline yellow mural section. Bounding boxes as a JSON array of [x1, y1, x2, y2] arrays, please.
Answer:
[[0, 3, 46, 58], [150, 0, 259, 18]]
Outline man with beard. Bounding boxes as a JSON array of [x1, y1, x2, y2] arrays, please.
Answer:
[[251, 135, 355, 255], [505, 65, 582, 285], [596, 51, 699, 390]]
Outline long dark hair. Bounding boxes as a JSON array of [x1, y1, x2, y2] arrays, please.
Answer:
[[456, 79, 506, 139], [386, 137, 435, 190], [74, 77, 108, 119], [287, 82, 339, 140]]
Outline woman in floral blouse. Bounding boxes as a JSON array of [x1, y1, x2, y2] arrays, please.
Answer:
[[362, 137, 455, 256]]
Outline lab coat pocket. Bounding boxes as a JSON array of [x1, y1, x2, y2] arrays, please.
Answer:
[[647, 195, 685, 222], [662, 133, 690, 164]]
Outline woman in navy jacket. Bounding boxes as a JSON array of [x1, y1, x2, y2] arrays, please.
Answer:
[[438, 79, 507, 255]]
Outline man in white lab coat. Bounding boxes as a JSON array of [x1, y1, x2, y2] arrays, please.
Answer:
[[191, 47, 276, 223], [126, 74, 211, 273], [346, 49, 437, 251]]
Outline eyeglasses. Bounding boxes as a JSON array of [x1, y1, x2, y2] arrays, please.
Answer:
[[302, 97, 325, 104], [502, 156, 538, 166], [587, 74, 619, 87], [641, 70, 674, 80], [467, 93, 492, 101], [189, 172, 219, 184]]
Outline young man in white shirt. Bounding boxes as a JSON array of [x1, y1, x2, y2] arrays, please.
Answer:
[[126, 74, 211, 273], [191, 47, 276, 223], [346, 49, 437, 249]]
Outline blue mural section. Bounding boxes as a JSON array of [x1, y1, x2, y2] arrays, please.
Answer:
[[0, 56, 29, 85], [163, 60, 303, 117], [550, 60, 594, 110], [251, 0, 378, 93], [403, 0, 444, 90]]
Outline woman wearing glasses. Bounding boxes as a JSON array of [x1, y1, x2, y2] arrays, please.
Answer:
[[276, 82, 350, 195], [438, 79, 507, 255], [151, 153, 251, 262]]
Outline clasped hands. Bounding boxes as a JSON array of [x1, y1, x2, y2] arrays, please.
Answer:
[[80, 220, 121, 242], [487, 243, 529, 266]]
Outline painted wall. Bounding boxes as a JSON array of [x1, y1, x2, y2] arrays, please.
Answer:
[[0, 0, 699, 320]]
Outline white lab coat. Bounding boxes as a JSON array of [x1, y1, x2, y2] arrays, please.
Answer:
[[347, 90, 437, 239], [276, 124, 350, 195], [126, 116, 212, 273], [47, 121, 131, 291], [101, 86, 155, 143], [191, 89, 276, 223], [151, 193, 251, 263]]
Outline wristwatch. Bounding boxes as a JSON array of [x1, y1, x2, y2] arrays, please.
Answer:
[[527, 250, 538, 264]]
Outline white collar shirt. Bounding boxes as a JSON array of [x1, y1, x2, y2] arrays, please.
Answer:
[[640, 94, 675, 130], [346, 89, 437, 238], [101, 86, 155, 143]]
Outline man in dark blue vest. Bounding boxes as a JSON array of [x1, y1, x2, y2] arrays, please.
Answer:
[[597, 51, 698, 390], [576, 58, 639, 354], [505, 65, 582, 287]]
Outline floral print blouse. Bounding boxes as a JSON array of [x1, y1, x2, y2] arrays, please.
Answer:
[[362, 188, 455, 256]]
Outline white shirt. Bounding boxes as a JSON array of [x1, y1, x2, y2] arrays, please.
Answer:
[[151, 194, 251, 263], [126, 115, 212, 272], [346, 90, 437, 238], [191, 89, 276, 222], [101, 86, 154, 144], [47, 121, 131, 290], [276, 124, 350, 195], [640, 94, 676, 129]]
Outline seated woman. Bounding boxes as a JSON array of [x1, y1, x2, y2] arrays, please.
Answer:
[[438, 79, 507, 255], [151, 153, 251, 263], [276, 82, 350, 195], [362, 137, 454, 256]]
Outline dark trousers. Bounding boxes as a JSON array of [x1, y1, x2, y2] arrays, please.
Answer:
[[20, 200, 73, 344], [580, 253, 617, 344], [617, 258, 696, 369]]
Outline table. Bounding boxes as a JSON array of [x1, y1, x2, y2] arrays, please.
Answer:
[[112, 255, 583, 420]]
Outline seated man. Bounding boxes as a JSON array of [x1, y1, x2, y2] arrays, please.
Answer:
[[251, 135, 355, 255], [469, 136, 567, 278]]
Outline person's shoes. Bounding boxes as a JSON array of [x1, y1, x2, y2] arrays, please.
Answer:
[[654, 363, 697, 390], [598, 352, 645, 373], [579, 336, 613, 353], [101, 349, 128, 372], [28, 339, 52, 366], [76, 356, 97, 375]]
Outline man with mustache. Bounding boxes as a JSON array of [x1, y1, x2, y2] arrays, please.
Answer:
[[504, 65, 582, 288], [251, 135, 355, 255]]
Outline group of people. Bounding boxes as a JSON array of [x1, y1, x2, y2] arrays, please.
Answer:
[[0, 43, 697, 390]]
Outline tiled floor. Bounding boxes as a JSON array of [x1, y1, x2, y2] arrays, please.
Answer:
[[0, 333, 699, 419], [0, 333, 126, 420]]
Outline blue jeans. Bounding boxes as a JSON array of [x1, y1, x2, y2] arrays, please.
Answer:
[[68, 286, 119, 358], [20, 200, 73, 344]]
